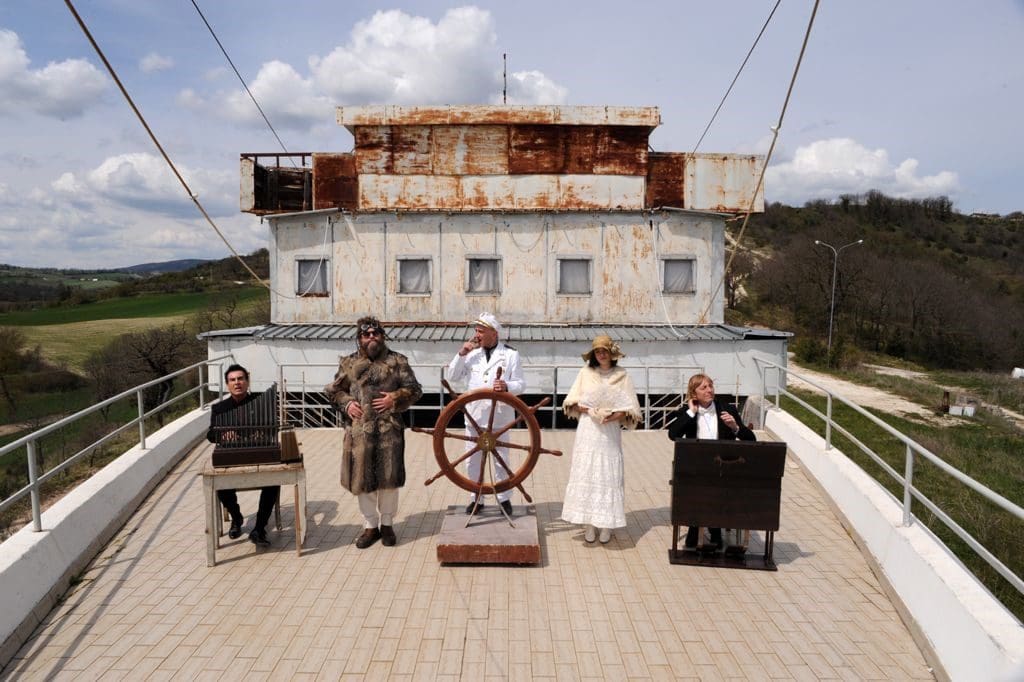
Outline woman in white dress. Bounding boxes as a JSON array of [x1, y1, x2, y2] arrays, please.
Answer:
[[560, 335, 641, 544]]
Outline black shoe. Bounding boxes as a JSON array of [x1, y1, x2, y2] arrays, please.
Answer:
[[380, 525, 396, 547], [355, 528, 381, 549], [227, 520, 243, 540], [500, 500, 514, 516], [465, 501, 484, 515], [249, 528, 270, 546]]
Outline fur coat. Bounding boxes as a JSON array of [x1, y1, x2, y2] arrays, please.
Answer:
[[324, 346, 422, 494]]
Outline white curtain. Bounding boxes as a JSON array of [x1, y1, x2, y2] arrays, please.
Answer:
[[663, 259, 694, 293], [399, 259, 430, 293], [297, 259, 328, 294], [468, 259, 499, 292], [559, 259, 590, 294]]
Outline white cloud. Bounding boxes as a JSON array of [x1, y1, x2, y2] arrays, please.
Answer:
[[222, 60, 332, 129], [212, 7, 567, 130], [139, 52, 174, 73], [0, 28, 106, 118], [52, 152, 236, 218], [176, 87, 205, 109], [765, 138, 959, 205], [497, 71, 568, 105]]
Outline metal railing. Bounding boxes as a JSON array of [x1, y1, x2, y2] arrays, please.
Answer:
[[276, 362, 701, 430], [755, 358, 1024, 597], [0, 354, 233, 532]]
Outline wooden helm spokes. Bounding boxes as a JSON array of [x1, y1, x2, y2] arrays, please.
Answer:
[[413, 385, 561, 503]]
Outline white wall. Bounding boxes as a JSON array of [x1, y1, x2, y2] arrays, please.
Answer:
[[268, 210, 725, 326], [763, 406, 1024, 682]]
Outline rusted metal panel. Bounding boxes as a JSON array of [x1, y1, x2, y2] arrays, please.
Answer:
[[312, 153, 357, 210], [356, 174, 645, 210], [338, 105, 659, 129], [508, 126, 648, 176], [461, 176, 516, 210], [684, 154, 764, 213], [508, 125, 565, 174], [558, 175, 645, 210], [354, 126, 392, 174], [431, 126, 509, 175], [392, 126, 433, 174], [513, 175, 560, 210], [359, 174, 462, 210], [646, 153, 687, 208]]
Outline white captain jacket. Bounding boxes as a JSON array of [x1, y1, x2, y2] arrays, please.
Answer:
[[447, 342, 526, 427]]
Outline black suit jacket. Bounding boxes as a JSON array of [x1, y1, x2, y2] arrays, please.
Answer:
[[666, 401, 756, 442], [206, 392, 259, 443]]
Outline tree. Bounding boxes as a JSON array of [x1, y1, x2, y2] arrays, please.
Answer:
[[0, 327, 28, 415]]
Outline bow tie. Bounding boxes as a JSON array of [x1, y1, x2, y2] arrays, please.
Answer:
[[697, 405, 715, 415]]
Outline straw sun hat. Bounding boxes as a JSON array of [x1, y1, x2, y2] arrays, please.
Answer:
[[581, 334, 624, 363]]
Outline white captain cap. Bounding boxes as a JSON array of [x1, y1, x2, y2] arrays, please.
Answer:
[[473, 312, 503, 336]]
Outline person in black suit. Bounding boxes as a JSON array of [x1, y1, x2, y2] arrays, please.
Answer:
[[206, 364, 279, 546], [666, 373, 756, 549]]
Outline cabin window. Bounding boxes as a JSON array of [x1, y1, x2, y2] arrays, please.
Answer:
[[398, 257, 431, 295], [557, 258, 591, 295], [296, 258, 329, 297], [662, 258, 695, 294], [467, 257, 501, 294]]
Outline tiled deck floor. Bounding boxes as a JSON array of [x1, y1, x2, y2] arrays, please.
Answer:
[[4, 430, 934, 680]]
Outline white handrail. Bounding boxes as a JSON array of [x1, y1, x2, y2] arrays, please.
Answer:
[[754, 358, 1024, 597]]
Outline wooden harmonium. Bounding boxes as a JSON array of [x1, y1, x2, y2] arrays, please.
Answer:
[[210, 385, 302, 467], [671, 439, 787, 531]]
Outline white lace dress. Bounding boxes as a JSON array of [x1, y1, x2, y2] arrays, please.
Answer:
[[560, 367, 641, 529]]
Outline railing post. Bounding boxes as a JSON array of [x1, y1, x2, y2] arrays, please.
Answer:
[[27, 440, 42, 532], [824, 394, 833, 450], [644, 367, 651, 431], [759, 365, 767, 428], [551, 367, 557, 429], [137, 389, 147, 449], [903, 443, 914, 526], [199, 364, 206, 409]]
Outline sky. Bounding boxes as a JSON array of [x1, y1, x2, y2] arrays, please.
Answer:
[[0, 1, 1022, 269]]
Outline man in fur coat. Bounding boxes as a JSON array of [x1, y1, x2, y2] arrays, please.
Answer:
[[325, 316, 422, 548]]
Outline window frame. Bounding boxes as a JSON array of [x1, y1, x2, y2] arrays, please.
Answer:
[[660, 256, 697, 295], [396, 255, 433, 296], [555, 256, 593, 296], [295, 257, 330, 298], [465, 255, 503, 295]]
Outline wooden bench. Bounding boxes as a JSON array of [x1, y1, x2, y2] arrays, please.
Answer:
[[201, 461, 307, 566]]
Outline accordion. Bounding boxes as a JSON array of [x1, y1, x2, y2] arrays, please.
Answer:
[[209, 384, 302, 467]]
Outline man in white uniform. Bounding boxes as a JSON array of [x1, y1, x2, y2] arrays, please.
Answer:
[[447, 313, 525, 515]]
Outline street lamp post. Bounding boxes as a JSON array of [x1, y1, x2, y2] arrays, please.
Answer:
[[814, 238, 864, 365]]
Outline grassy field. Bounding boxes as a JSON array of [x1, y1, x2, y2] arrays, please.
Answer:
[[0, 287, 264, 326], [18, 317, 190, 373]]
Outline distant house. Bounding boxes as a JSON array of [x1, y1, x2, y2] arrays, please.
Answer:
[[203, 105, 789, 416]]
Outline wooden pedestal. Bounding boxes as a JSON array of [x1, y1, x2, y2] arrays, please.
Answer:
[[436, 505, 541, 565]]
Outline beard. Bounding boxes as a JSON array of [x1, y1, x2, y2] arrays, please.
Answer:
[[360, 338, 384, 359]]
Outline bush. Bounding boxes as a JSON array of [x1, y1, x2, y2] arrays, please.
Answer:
[[793, 336, 827, 364]]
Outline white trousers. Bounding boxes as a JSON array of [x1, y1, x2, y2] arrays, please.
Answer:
[[357, 488, 399, 528], [465, 424, 512, 503]]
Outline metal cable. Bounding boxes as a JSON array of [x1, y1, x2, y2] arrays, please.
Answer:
[[189, 0, 297, 167], [64, 0, 273, 291], [692, 0, 783, 154], [699, 0, 822, 324]]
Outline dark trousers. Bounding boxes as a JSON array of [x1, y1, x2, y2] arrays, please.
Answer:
[[217, 487, 279, 530], [685, 526, 722, 548]]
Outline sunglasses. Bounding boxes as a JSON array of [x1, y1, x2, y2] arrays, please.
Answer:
[[359, 328, 382, 338]]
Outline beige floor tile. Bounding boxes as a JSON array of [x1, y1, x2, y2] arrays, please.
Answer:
[[2, 430, 936, 682]]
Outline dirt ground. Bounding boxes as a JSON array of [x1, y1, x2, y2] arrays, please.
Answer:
[[784, 359, 952, 426]]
